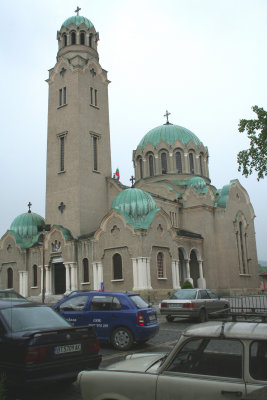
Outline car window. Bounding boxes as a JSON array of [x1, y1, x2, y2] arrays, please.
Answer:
[[129, 295, 148, 309], [0, 291, 26, 300], [90, 296, 121, 311], [206, 290, 217, 299], [1, 306, 71, 332], [59, 295, 89, 311], [170, 290, 197, 300], [250, 341, 267, 380], [199, 290, 210, 299], [166, 338, 243, 379]]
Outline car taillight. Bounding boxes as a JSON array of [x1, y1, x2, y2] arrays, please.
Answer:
[[183, 302, 195, 308], [137, 312, 145, 326], [88, 340, 100, 354], [160, 302, 167, 308], [25, 347, 46, 364]]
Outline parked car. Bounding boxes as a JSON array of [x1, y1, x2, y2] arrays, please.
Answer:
[[53, 291, 159, 350], [159, 288, 230, 322], [0, 289, 29, 301], [78, 320, 267, 400], [0, 300, 101, 388]]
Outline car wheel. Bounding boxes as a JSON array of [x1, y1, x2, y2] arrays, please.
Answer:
[[111, 327, 134, 351], [198, 308, 207, 323], [166, 315, 175, 322]]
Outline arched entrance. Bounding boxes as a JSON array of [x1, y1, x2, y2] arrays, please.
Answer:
[[54, 262, 66, 294], [178, 248, 186, 286], [189, 250, 199, 288]]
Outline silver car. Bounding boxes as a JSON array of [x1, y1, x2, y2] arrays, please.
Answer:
[[159, 289, 229, 322]]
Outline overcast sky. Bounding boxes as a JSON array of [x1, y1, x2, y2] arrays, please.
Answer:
[[1, 0, 266, 260]]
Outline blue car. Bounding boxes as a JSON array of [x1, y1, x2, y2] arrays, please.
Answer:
[[53, 291, 159, 350]]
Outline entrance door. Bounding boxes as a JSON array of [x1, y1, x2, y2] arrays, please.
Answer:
[[54, 263, 66, 294]]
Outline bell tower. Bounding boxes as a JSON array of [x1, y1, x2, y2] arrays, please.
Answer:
[[45, 10, 112, 237]]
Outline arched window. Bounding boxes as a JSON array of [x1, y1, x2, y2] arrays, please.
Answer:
[[149, 155, 154, 177], [89, 33, 92, 47], [239, 222, 246, 274], [113, 253, 122, 280], [32, 265, 37, 287], [161, 152, 168, 174], [62, 33, 67, 47], [175, 151, 182, 173], [199, 154, 203, 175], [80, 32, 85, 45], [7, 268, 13, 289], [71, 31, 76, 45], [139, 158, 143, 179], [83, 258, 89, 282], [157, 252, 164, 278], [189, 153, 194, 174]]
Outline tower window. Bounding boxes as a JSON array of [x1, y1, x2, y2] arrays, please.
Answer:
[[199, 154, 203, 175], [139, 158, 143, 179], [83, 258, 89, 282], [80, 32, 85, 45], [89, 33, 92, 47], [189, 153, 194, 174], [176, 151, 182, 173], [62, 33, 67, 47], [93, 136, 98, 171], [149, 155, 154, 177], [161, 152, 168, 174], [113, 253, 123, 280], [71, 31, 76, 45], [7, 267, 13, 289], [90, 87, 98, 107], [59, 87, 67, 107], [60, 136, 65, 171]]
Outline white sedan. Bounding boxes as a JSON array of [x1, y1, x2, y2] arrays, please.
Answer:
[[78, 320, 267, 400]]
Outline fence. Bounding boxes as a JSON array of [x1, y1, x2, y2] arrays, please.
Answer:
[[225, 295, 267, 321]]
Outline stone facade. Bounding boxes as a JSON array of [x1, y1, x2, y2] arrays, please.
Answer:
[[0, 13, 259, 303]]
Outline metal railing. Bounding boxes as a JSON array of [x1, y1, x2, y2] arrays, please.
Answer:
[[225, 295, 267, 322]]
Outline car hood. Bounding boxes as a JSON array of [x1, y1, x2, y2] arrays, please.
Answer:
[[106, 352, 166, 372]]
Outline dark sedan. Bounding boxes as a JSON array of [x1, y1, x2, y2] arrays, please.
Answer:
[[0, 300, 101, 389]]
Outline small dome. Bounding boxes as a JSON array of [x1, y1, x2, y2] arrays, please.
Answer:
[[138, 124, 203, 151], [111, 188, 159, 230], [62, 15, 94, 30], [188, 177, 207, 190], [10, 212, 45, 239]]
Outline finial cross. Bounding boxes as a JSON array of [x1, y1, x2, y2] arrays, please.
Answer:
[[27, 202, 32, 213], [130, 176, 135, 187], [74, 6, 81, 16], [164, 110, 171, 124]]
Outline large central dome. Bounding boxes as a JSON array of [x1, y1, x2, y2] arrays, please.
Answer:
[[138, 123, 203, 151]]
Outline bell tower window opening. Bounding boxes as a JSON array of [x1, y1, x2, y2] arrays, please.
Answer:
[[71, 31, 76, 45], [199, 154, 203, 175], [7, 267, 13, 289], [89, 33, 92, 47], [239, 222, 246, 274], [80, 32, 85, 45], [161, 152, 168, 174], [93, 136, 98, 171], [139, 158, 143, 179], [176, 151, 182, 173], [113, 253, 123, 280], [62, 33, 67, 47], [60, 136, 65, 172], [90, 87, 98, 107], [149, 155, 154, 177], [189, 153, 194, 174], [59, 87, 67, 107]]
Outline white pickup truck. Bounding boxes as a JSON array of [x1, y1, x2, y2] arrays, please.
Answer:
[[78, 321, 267, 400]]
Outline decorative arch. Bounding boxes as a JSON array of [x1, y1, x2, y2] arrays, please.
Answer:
[[178, 247, 187, 285], [189, 249, 199, 288]]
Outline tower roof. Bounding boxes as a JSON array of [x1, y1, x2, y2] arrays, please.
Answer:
[[137, 123, 203, 151], [111, 188, 160, 230], [62, 15, 94, 29]]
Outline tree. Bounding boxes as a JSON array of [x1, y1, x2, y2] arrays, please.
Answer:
[[237, 106, 267, 181]]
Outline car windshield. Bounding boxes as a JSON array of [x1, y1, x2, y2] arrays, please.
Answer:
[[129, 295, 149, 309], [1, 306, 71, 333], [0, 291, 27, 300], [169, 289, 197, 300]]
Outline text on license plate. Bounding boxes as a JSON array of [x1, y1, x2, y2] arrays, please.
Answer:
[[168, 304, 182, 308], [54, 343, 81, 355]]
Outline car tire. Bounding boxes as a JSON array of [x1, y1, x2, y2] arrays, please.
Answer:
[[198, 308, 207, 323], [111, 327, 134, 351], [166, 315, 175, 322]]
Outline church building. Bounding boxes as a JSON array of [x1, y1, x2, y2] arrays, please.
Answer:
[[0, 11, 259, 302]]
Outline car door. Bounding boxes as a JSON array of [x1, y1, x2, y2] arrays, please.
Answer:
[[156, 337, 246, 400], [58, 294, 91, 325]]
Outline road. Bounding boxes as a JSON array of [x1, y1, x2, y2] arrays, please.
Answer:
[[12, 316, 192, 400]]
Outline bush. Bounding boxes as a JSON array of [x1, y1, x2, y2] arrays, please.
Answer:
[[181, 280, 194, 289]]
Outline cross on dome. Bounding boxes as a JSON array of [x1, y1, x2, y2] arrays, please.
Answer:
[[74, 6, 81, 16], [27, 202, 32, 213], [164, 110, 171, 124]]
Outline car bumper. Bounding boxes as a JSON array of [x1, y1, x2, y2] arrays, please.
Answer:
[[134, 324, 159, 341], [160, 308, 199, 319]]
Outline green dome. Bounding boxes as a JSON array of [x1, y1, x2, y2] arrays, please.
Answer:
[[111, 188, 160, 230], [188, 177, 207, 190], [62, 15, 94, 29], [10, 212, 45, 239], [138, 124, 203, 151]]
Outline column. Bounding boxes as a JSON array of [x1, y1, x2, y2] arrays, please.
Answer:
[[184, 152, 189, 173], [132, 259, 138, 290], [169, 153, 174, 173], [92, 262, 103, 290], [131, 258, 152, 290], [45, 265, 52, 295], [70, 263, 78, 290], [197, 260, 206, 289], [39, 266, 44, 297], [154, 154, 159, 175], [185, 259, 193, 285], [19, 271, 28, 298], [171, 260, 181, 289], [64, 263, 71, 292]]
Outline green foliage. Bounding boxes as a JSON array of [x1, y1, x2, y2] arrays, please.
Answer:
[[181, 280, 194, 289], [237, 106, 267, 181]]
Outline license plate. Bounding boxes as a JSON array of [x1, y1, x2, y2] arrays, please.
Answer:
[[168, 303, 182, 308], [54, 343, 81, 355]]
